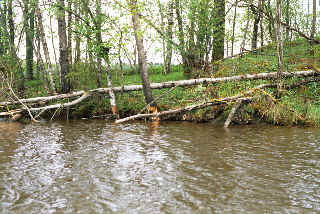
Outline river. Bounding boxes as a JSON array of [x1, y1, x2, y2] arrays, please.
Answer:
[[0, 120, 319, 213]]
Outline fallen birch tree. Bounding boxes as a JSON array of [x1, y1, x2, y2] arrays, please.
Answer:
[[0, 69, 317, 107], [0, 69, 319, 120]]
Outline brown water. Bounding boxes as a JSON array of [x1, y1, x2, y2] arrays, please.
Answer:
[[0, 120, 319, 214]]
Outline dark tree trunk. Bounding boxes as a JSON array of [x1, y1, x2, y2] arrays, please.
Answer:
[[8, 0, 15, 57], [24, 0, 35, 80], [212, 0, 225, 61], [251, 2, 261, 50], [57, 0, 70, 93]]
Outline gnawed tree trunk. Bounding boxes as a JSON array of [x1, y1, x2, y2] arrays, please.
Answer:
[[130, 0, 158, 112], [105, 57, 119, 118]]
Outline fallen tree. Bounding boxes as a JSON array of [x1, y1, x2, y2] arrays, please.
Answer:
[[0, 69, 317, 106], [0, 69, 319, 120]]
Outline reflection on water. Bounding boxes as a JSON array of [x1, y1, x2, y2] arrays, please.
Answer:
[[0, 121, 319, 213]]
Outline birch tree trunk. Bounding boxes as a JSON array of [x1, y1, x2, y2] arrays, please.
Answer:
[[36, 6, 56, 93], [1, 70, 317, 107], [105, 56, 119, 118], [276, 0, 284, 94], [130, 0, 157, 110], [57, 0, 70, 93], [165, 0, 174, 74], [156, 0, 167, 74], [241, 7, 250, 53], [175, 0, 188, 70], [231, 0, 238, 56]]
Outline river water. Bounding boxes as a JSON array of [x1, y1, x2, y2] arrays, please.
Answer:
[[0, 120, 319, 214]]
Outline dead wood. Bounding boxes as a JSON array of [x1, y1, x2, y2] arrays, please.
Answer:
[[224, 99, 244, 128], [0, 70, 317, 107]]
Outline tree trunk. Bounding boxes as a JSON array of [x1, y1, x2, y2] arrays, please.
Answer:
[[0, 1, 10, 56], [266, 0, 276, 42], [276, 0, 284, 95], [285, 0, 290, 40], [251, 2, 261, 50], [67, 0, 73, 65], [241, 7, 250, 53], [74, 3, 81, 63], [57, 0, 70, 93], [260, 0, 264, 46], [231, 0, 238, 56], [118, 30, 123, 73], [311, 0, 317, 40], [165, 0, 174, 73], [49, 14, 58, 65], [8, 0, 15, 57], [36, 6, 56, 93], [212, 0, 225, 61], [24, 0, 35, 80], [105, 57, 119, 117], [130, 0, 157, 110], [175, 0, 188, 70], [96, 0, 103, 88], [156, 0, 167, 74]]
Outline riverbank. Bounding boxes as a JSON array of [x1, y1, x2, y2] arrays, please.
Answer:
[[1, 40, 320, 126]]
